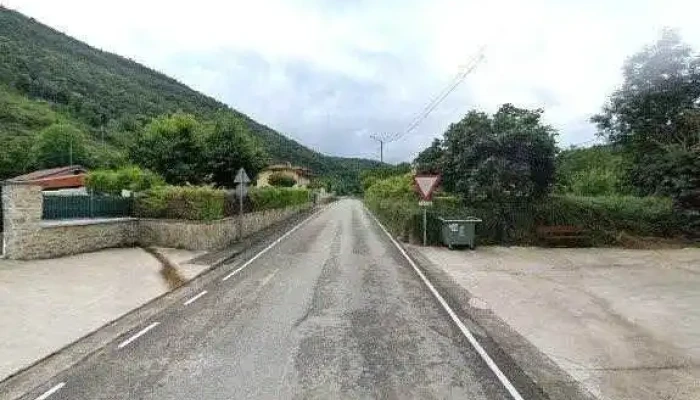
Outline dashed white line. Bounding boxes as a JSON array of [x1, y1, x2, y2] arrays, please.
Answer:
[[34, 382, 65, 400], [183, 290, 208, 306], [366, 206, 526, 400], [117, 322, 160, 349], [259, 269, 279, 287], [222, 211, 319, 282]]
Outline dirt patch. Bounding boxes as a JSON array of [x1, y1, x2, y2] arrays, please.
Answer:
[[142, 246, 187, 289]]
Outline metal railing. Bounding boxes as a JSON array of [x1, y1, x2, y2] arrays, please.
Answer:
[[42, 193, 133, 220]]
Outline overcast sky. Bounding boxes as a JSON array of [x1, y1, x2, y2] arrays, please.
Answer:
[[6, 0, 700, 162]]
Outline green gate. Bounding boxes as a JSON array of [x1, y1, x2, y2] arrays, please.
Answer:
[[42, 194, 132, 220]]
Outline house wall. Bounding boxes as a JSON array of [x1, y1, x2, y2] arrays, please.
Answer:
[[2, 182, 312, 259]]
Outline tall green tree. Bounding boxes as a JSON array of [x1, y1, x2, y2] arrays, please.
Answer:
[[31, 123, 90, 168], [414, 138, 444, 174], [130, 113, 205, 185], [592, 29, 700, 200], [203, 115, 268, 188], [436, 104, 557, 202]]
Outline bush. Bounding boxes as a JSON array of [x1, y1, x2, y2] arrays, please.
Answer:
[[268, 172, 297, 187], [249, 187, 310, 211], [86, 166, 164, 195], [135, 185, 225, 221]]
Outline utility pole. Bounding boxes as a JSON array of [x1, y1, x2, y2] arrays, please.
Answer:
[[369, 134, 385, 163]]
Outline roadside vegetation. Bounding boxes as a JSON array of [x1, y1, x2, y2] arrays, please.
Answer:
[[366, 30, 699, 246]]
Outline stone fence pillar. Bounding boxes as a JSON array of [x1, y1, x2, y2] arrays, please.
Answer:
[[2, 182, 43, 259]]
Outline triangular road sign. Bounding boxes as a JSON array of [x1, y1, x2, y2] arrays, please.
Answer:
[[414, 175, 441, 200], [234, 168, 251, 184]]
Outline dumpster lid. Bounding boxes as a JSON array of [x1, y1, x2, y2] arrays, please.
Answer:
[[438, 217, 482, 223]]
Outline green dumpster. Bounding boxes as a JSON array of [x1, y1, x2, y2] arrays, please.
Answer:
[[438, 217, 482, 249]]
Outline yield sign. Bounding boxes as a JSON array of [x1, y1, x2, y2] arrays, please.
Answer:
[[414, 174, 441, 201]]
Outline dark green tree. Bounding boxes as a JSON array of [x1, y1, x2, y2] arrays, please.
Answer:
[[31, 123, 90, 168], [438, 104, 557, 202], [130, 113, 205, 185], [414, 138, 444, 174], [592, 29, 700, 198], [204, 115, 268, 188]]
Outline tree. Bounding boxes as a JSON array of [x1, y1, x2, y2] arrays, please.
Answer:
[[268, 172, 297, 187], [130, 113, 205, 185], [437, 104, 557, 202], [592, 29, 700, 199], [203, 114, 268, 188], [31, 123, 90, 168], [414, 138, 444, 174], [555, 145, 629, 195]]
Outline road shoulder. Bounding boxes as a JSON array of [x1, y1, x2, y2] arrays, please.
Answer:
[[404, 245, 598, 400]]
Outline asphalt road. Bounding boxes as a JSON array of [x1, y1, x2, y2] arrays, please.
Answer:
[[24, 199, 516, 400]]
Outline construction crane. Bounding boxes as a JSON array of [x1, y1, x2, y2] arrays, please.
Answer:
[[370, 47, 485, 161]]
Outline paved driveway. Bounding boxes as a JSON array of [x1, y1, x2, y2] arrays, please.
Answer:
[[411, 245, 700, 400]]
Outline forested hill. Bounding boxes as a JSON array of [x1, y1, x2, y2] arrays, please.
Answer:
[[0, 6, 381, 187]]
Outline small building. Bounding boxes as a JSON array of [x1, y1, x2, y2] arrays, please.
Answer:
[[256, 162, 312, 188], [9, 165, 88, 192]]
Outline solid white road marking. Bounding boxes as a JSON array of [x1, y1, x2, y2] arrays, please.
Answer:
[[222, 211, 320, 282], [34, 382, 65, 400], [183, 290, 208, 306], [366, 207, 526, 400], [117, 322, 160, 349]]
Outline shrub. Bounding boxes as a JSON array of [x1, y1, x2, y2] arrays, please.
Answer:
[[249, 187, 310, 211], [136, 185, 225, 221], [86, 166, 164, 195], [268, 172, 297, 187]]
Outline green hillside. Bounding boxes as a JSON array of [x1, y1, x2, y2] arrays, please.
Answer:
[[0, 6, 381, 188]]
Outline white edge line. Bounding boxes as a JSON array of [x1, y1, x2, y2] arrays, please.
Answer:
[[117, 322, 160, 349], [365, 206, 526, 400], [34, 382, 65, 400], [221, 210, 319, 282], [183, 290, 208, 306]]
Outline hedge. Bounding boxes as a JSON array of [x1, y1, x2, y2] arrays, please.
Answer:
[[364, 172, 687, 246], [135, 186, 225, 221], [136, 186, 311, 221], [249, 187, 310, 211], [86, 166, 164, 195]]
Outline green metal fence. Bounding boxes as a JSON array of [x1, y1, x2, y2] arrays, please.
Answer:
[[42, 194, 133, 220]]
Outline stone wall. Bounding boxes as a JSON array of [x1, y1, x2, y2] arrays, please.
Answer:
[[2, 182, 137, 260], [2, 182, 312, 259], [139, 204, 311, 250]]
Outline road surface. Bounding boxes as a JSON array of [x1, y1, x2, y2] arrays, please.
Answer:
[[25, 199, 518, 400]]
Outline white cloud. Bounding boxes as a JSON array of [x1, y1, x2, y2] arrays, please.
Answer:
[[6, 0, 700, 162]]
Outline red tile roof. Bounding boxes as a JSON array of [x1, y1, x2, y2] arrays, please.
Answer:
[[10, 165, 87, 182], [9, 165, 87, 189]]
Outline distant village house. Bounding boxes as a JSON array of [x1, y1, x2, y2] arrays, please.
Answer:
[[256, 162, 312, 188]]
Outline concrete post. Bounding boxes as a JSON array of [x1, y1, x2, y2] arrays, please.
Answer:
[[2, 182, 43, 259]]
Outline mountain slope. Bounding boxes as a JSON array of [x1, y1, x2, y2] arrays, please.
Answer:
[[0, 6, 381, 183]]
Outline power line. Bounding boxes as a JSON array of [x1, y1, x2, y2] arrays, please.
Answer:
[[369, 47, 486, 161]]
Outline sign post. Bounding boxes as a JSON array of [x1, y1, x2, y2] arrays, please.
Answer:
[[413, 174, 441, 246], [234, 168, 251, 240]]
